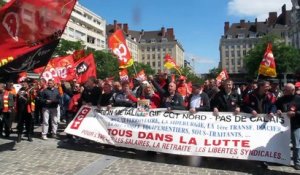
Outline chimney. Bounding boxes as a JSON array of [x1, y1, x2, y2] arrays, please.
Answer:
[[282, 4, 288, 25], [123, 23, 129, 34], [240, 20, 246, 28], [224, 22, 230, 34], [161, 27, 166, 37], [117, 23, 122, 30], [113, 20, 117, 31], [268, 12, 277, 26], [282, 4, 286, 13], [167, 28, 174, 39], [255, 18, 258, 32]]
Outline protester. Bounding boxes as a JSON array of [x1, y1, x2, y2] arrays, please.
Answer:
[[186, 83, 210, 113], [97, 81, 114, 108], [40, 79, 61, 140], [129, 81, 161, 109], [211, 79, 242, 116], [16, 78, 35, 142], [0, 83, 4, 137], [276, 83, 300, 170], [242, 80, 276, 117], [160, 82, 185, 110], [0, 82, 15, 138], [110, 81, 136, 107], [270, 79, 283, 98], [80, 77, 101, 107]]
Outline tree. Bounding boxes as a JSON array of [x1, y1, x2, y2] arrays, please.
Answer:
[[244, 35, 300, 78], [92, 50, 119, 79], [0, 0, 6, 7], [53, 39, 84, 56], [206, 67, 222, 79], [179, 66, 204, 84]]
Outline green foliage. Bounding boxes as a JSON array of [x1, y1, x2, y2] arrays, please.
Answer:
[[92, 50, 119, 79], [244, 35, 300, 78], [179, 66, 204, 84], [207, 67, 222, 79], [0, 0, 6, 7], [53, 39, 84, 56], [127, 62, 155, 77]]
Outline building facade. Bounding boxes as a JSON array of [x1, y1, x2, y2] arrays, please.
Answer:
[[290, 0, 300, 49], [61, 2, 106, 51], [107, 21, 184, 73], [220, 5, 290, 74]]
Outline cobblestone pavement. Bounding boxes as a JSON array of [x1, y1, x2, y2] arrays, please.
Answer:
[[0, 124, 299, 175]]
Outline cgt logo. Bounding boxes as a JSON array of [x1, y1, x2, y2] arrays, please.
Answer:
[[70, 107, 91, 129], [2, 12, 19, 42]]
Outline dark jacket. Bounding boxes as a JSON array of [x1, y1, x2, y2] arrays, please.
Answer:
[[80, 86, 101, 106], [110, 91, 136, 107], [276, 95, 300, 130], [40, 87, 61, 108], [98, 92, 113, 106], [242, 90, 276, 114], [186, 92, 210, 111], [211, 90, 242, 112], [161, 93, 185, 110]]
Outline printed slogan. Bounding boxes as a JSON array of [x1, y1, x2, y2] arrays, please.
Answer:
[[65, 106, 291, 165]]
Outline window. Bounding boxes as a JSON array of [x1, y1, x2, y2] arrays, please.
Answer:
[[96, 39, 100, 46], [158, 61, 161, 66], [87, 35, 95, 44], [147, 54, 150, 60], [142, 54, 145, 60], [231, 45, 234, 49], [237, 59, 241, 65], [68, 28, 74, 37], [231, 51, 235, 57], [147, 47, 150, 51], [152, 62, 156, 66], [225, 45, 229, 49], [226, 60, 229, 65], [227, 35, 232, 39], [237, 51, 241, 57], [231, 59, 235, 65], [157, 46, 161, 51], [152, 54, 155, 59], [237, 34, 245, 38], [151, 39, 156, 43], [141, 47, 145, 52], [243, 50, 246, 56], [225, 51, 229, 57], [75, 30, 85, 40], [152, 46, 155, 51]]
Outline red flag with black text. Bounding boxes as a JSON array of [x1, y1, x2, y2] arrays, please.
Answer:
[[0, 0, 77, 75], [74, 54, 97, 84]]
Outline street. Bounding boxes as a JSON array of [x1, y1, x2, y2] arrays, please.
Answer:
[[0, 125, 299, 175]]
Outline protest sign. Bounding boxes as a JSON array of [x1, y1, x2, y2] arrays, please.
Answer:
[[65, 106, 291, 165]]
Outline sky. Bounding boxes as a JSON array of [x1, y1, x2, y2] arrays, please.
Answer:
[[79, 0, 292, 74]]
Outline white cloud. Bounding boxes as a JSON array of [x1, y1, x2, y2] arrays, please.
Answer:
[[228, 0, 292, 20], [185, 53, 216, 64]]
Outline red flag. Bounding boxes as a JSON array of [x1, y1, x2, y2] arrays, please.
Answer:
[[135, 69, 147, 81], [74, 54, 97, 84], [73, 50, 85, 61], [34, 54, 75, 83], [108, 29, 133, 68], [0, 0, 77, 74], [216, 69, 229, 82], [119, 69, 129, 82], [17, 72, 27, 83], [164, 54, 181, 74], [258, 43, 277, 77]]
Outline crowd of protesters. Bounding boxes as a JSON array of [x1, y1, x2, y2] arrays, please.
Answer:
[[0, 72, 300, 170]]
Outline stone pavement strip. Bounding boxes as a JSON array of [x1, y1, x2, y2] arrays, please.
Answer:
[[0, 129, 300, 175]]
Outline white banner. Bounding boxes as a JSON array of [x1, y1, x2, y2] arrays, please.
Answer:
[[65, 106, 291, 165]]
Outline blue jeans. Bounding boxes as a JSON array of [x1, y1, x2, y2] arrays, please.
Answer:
[[292, 128, 300, 166]]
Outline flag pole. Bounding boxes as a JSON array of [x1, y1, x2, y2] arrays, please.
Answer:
[[131, 61, 138, 76], [38, 60, 51, 80]]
